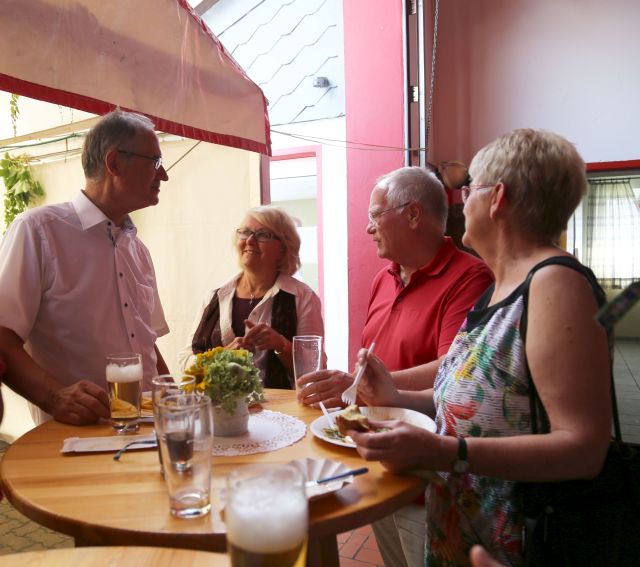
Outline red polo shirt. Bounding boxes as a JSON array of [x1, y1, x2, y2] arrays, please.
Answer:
[[361, 237, 494, 371]]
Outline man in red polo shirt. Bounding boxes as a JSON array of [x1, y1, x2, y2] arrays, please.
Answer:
[[299, 165, 493, 567], [299, 166, 493, 403]]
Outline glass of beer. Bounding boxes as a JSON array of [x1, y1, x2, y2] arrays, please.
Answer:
[[292, 335, 322, 392], [106, 352, 143, 434], [156, 394, 213, 518], [226, 464, 308, 567], [151, 374, 196, 473]]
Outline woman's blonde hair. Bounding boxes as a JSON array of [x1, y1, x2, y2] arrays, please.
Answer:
[[469, 128, 586, 243], [243, 206, 301, 275]]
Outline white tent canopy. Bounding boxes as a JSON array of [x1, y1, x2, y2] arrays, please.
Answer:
[[0, 0, 270, 154]]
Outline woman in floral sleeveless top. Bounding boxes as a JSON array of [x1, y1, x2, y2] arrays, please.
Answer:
[[349, 129, 611, 566]]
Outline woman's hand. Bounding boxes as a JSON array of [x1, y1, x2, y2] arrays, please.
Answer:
[[243, 320, 286, 352], [350, 418, 448, 473], [226, 337, 250, 351]]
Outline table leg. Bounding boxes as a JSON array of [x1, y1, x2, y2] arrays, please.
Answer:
[[307, 535, 340, 567]]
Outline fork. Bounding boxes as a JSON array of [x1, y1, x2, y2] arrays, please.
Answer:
[[341, 342, 375, 406]]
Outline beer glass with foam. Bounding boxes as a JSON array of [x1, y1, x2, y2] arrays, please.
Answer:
[[226, 464, 308, 567], [106, 352, 143, 433]]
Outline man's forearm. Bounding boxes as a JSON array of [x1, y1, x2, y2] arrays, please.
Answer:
[[0, 326, 62, 413]]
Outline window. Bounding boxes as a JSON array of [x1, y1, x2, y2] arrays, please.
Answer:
[[569, 172, 640, 288], [267, 150, 322, 295]]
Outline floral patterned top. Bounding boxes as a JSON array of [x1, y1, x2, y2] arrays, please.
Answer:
[[425, 255, 607, 567], [426, 278, 532, 566]]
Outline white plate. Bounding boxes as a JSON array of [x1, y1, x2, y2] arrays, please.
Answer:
[[310, 406, 436, 449]]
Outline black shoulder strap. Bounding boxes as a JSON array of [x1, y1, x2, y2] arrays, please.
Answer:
[[520, 256, 620, 440]]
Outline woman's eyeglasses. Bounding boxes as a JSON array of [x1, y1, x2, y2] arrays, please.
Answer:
[[461, 184, 494, 203], [236, 228, 281, 242]]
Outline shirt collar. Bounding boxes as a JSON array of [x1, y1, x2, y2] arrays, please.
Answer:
[[388, 236, 457, 281], [72, 191, 136, 233]]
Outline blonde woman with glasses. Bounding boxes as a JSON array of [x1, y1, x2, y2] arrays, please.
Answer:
[[178, 206, 325, 388]]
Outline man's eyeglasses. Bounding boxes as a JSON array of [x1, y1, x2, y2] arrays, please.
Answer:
[[236, 228, 281, 242], [117, 150, 163, 170], [368, 202, 410, 226], [461, 184, 494, 203]]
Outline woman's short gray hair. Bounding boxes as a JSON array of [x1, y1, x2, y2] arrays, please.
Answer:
[[245, 206, 301, 276], [469, 129, 586, 243], [376, 166, 448, 231], [82, 110, 156, 181]]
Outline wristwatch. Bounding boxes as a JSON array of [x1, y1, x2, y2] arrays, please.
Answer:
[[452, 437, 470, 474]]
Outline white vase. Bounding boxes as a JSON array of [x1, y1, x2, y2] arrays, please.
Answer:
[[212, 398, 250, 437]]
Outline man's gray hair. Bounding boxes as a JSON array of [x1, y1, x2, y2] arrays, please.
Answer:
[[376, 166, 448, 231], [82, 110, 156, 181]]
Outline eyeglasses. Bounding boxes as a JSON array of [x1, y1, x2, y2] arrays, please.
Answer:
[[117, 149, 163, 170], [461, 184, 494, 203], [367, 202, 410, 226], [236, 228, 281, 242]]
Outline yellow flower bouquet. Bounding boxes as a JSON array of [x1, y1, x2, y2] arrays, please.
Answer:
[[185, 347, 263, 414]]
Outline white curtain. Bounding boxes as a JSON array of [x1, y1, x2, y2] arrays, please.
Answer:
[[584, 178, 640, 288]]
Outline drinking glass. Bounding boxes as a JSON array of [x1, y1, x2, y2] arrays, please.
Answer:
[[226, 464, 308, 567], [292, 335, 322, 391], [151, 374, 195, 472], [156, 394, 213, 518], [106, 352, 143, 434]]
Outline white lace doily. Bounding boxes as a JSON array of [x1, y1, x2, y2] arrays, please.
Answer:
[[212, 409, 306, 456]]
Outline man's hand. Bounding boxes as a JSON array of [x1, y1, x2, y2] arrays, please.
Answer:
[[50, 380, 110, 425], [296, 369, 352, 408]]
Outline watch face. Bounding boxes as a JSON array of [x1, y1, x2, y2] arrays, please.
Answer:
[[453, 459, 469, 474]]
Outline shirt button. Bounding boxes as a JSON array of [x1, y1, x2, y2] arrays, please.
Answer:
[[119, 273, 123, 277], [131, 333, 135, 338], [124, 302, 128, 307]]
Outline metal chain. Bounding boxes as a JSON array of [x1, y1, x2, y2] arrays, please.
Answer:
[[424, 0, 440, 160]]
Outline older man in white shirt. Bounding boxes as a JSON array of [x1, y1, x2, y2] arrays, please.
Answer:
[[0, 110, 170, 425]]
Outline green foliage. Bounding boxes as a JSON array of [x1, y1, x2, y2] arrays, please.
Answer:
[[186, 347, 263, 414], [0, 153, 44, 232], [9, 94, 19, 136]]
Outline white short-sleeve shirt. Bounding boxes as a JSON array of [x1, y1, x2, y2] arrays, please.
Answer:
[[0, 192, 169, 422]]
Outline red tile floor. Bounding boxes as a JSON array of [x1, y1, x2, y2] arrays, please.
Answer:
[[338, 525, 384, 567]]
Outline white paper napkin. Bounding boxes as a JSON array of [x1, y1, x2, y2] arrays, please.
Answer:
[[61, 433, 156, 453]]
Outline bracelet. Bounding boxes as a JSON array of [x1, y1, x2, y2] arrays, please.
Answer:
[[274, 336, 287, 356]]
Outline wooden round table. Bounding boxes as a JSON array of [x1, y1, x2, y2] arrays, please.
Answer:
[[0, 546, 230, 566], [0, 390, 425, 567]]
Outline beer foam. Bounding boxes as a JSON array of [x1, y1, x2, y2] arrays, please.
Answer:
[[226, 481, 308, 553], [106, 363, 143, 383]]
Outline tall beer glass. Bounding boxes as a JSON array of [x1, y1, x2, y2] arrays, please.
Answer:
[[226, 464, 308, 567], [106, 352, 143, 433]]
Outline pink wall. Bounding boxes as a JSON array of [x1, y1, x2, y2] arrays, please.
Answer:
[[343, 1, 405, 364], [430, 0, 640, 167]]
